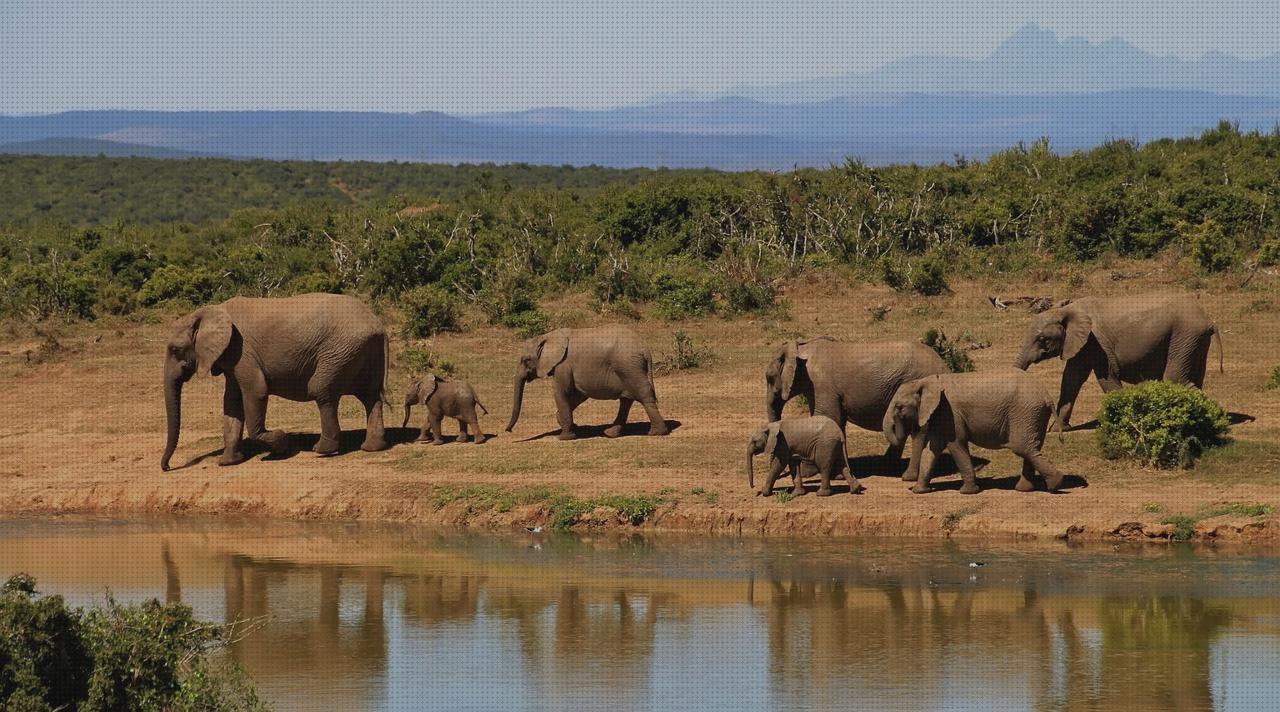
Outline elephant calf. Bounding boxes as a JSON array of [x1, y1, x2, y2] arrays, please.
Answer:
[[747, 416, 862, 497], [402, 375, 489, 445], [884, 369, 1075, 495]]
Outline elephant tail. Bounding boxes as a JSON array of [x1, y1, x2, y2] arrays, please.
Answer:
[[475, 398, 489, 416], [380, 331, 391, 405], [1212, 324, 1224, 375]]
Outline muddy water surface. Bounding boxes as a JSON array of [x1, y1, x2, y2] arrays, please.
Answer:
[[2, 517, 1279, 710]]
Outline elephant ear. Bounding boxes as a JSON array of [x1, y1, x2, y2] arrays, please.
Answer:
[[536, 329, 570, 378], [1061, 306, 1094, 362], [778, 340, 800, 400], [422, 375, 441, 400], [194, 306, 233, 375], [917, 379, 947, 429], [882, 385, 907, 436], [404, 381, 421, 406], [764, 422, 786, 458]]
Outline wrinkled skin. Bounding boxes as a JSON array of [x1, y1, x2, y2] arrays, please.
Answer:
[[884, 369, 1076, 495], [764, 338, 949, 470], [506, 325, 669, 440], [746, 416, 862, 497], [402, 375, 489, 445], [161, 293, 388, 471], [1014, 292, 1222, 434]]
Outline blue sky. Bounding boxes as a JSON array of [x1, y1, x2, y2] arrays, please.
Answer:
[[3, 0, 1278, 114]]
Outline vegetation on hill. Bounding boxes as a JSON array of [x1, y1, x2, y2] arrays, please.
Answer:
[[1, 122, 1277, 327]]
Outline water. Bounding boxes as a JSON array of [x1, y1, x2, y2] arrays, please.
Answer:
[[2, 518, 1279, 711]]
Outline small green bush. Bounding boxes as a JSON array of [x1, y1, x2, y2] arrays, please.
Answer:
[[878, 256, 905, 289], [139, 264, 219, 307], [654, 271, 716, 320], [399, 284, 462, 338], [721, 277, 777, 315], [398, 347, 456, 376], [1185, 218, 1238, 273], [1098, 381, 1230, 469], [289, 271, 345, 295], [1258, 240, 1280, 267], [655, 330, 713, 373], [922, 328, 975, 372], [500, 308, 550, 339], [909, 258, 950, 296], [1265, 365, 1280, 390]]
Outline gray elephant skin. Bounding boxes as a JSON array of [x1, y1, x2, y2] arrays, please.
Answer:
[[884, 368, 1073, 495], [506, 325, 669, 439], [765, 337, 949, 459], [161, 293, 388, 471], [1014, 292, 1222, 432], [746, 416, 862, 497], [402, 374, 489, 444]]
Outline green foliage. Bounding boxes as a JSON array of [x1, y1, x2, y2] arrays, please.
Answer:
[[398, 347, 456, 377], [1184, 219, 1238, 273], [1098, 381, 1231, 469], [654, 330, 713, 373], [922, 328, 976, 372], [653, 270, 717, 320], [399, 285, 461, 338], [423, 485, 663, 528], [0, 575, 264, 711], [909, 258, 950, 295], [139, 264, 220, 307], [1265, 365, 1280, 390], [774, 490, 797, 504], [499, 309, 551, 339], [1160, 502, 1273, 541], [1258, 240, 1280, 267]]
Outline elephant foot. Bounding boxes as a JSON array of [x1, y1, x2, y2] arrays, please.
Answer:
[[471, 434, 488, 445], [1014, 477, 1036, 493], [259, 430, 290, 454], [848, 480, 866, 495], [959, 483, 981, 495], [218, 450, 246, 467], [1044, 473, 1067, 493], [791, 484, 806, 496], [361, 436, 388, 452], [414, 435, 431, 443], [816, 486, 834, 497], [557, 430, 579, 441], [647, 423, 670, 437], [457, 434, 471, 443], [911, 483, 933, 495], [901, 470, 918, 483], [430, 439, 447, 446], [314, 436, 340, 456], [604, 424, 624, 438]]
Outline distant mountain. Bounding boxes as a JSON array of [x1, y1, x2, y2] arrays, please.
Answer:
[[0, 137, 222, 159], [645, 24, 1280, 104]]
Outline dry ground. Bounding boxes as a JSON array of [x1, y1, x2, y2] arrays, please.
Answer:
[[2, 257, 1279, 542]]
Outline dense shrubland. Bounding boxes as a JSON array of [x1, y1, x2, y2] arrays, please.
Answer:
[[2, 122, 1278, 329]]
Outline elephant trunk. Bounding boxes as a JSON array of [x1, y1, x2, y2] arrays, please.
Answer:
[[505, 376, 526, 432], [1013, 344, 1034, 370], [161, 372, 183, 471], [401, 403, 412, 430], [765, 392, 784, 423], [746, 447, 756, 489]]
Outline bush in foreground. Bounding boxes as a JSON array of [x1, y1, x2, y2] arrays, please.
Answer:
[[399, 285, 461, 338], [1097, 381, 1230, 469], [0, 574, 265, 711]]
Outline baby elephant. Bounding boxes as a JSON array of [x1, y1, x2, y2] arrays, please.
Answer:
[[402, 375, 489, 445], [746, 416, 862, 497], [884, 368, 1074, 495]]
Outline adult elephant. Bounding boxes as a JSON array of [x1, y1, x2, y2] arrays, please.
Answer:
[[160, 293, 388, 471], [1014, 292, 1222, 433], [505, 325, 669, 439], [764, 337, 949, 458]]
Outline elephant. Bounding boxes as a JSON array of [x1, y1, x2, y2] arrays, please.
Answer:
[[746, 416, 862, 497], [1014, 292, 1222, 433], [505, 325, 669, 440], [883, 369, 1073, 495], [160, 293, 388, 471], [764, 337, 949, 462], [401, 375, 489, 444]]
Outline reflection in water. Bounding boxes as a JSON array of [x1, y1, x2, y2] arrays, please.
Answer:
[[1, 520, 1277, 711]]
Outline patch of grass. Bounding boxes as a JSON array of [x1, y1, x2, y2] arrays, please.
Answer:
[[775, 490, 797, 504], [424, 484, 664, 528], [689, 487, 720, 505], [1141, 502, 1164, 514], [1265, 365, 1280, 390], [942, 506, 980, 533], [1160, 501, 1274, 541]]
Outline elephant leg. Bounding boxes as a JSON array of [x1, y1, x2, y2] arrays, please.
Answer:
[[816, 460, 834, 497], [1166, 334, 1210, 387], [219, 380, 247, 466], [468, 410, 487, 444], [948, 441, 980, 495], [1025, 450, 1068, 493], [605, 398, 634, 438], [359, 394, 387, 452], [428, 411, 447, 445], [1055, 361, 1092, 433], [910, 433, 946, 494], [639, 397, 669, 436], [1015, 459, 1036, 492], [244, 390, 287, 455], [456, 420, 470, 443], [902, 432, 926, 482], [314, 399, 341, 455], [789, 460, 805, 496], [554, 389, 581, 440], [415, 415, 432, 442], [758, 456, 786, 496]]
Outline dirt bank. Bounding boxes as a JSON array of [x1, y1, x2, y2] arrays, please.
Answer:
[[3, 264, 1278, 542]]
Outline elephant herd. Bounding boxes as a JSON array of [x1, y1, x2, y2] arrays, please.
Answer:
[[159, 291, 1223, 499]]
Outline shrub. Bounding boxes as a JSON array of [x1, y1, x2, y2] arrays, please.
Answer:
[[398, 347, 456, 376], [1265, 365, 1280, 390], [0, 575, 264, 711], [921, 328, 975, 372], [1259, 240, 1280, 267], [654, 330, 712, 373], [1097, 381, 1230, 469], [909, 258, 950, 296], [721, 277, 777, 315], [653, 271, 716, 320], [399, 284, 462, 338], [139, 264, 219, 307], [289, 271, 345, 295], [500, 308, 551, 339], [1185, 218, 1238, 273], [878, 256, 905, 289], [4, 261, 98, 320]]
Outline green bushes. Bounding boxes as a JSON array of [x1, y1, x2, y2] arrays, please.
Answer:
[[1097, 381, 1230, 469], [139, 264, 220, 307], [399, 285, 461, 338], [921, 328, 975, 373], [0, 574, 264, 711]]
